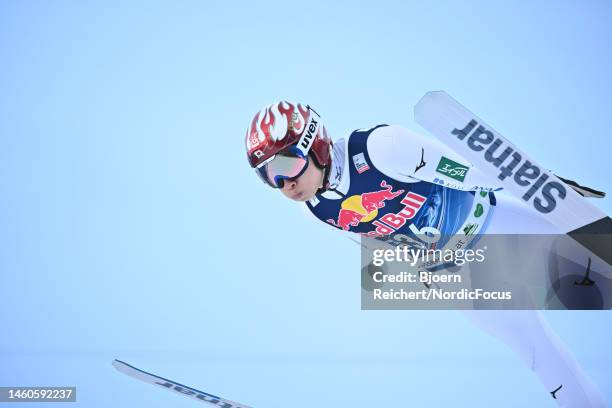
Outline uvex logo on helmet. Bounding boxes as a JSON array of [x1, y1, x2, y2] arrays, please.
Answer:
[[300, 117, 318, 151], [245, 101, 332, 170]]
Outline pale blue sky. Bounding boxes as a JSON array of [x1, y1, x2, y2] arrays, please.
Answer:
[[1, 1, 610, 407]]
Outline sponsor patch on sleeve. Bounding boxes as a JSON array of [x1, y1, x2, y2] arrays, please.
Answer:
[[436, 156, 469, 182]]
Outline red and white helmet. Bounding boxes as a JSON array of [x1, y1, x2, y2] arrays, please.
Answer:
[[245, 101, 332, 187]]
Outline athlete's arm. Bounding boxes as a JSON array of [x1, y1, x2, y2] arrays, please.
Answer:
[[367, 125, 502, 192]]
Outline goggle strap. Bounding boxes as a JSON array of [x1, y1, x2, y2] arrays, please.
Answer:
[[256, 154, 275, 169]]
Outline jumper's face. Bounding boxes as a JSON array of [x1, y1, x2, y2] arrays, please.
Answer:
[[279, 156, 324, 202]]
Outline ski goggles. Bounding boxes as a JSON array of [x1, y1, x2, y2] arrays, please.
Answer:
[[255, 145, 310, 188]]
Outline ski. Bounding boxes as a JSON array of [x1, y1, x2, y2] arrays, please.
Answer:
[[112, 359, 253, 408], [414, 91, 612, 265]]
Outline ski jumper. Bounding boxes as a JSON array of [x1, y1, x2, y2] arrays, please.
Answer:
[[305, 125, 608, 408]]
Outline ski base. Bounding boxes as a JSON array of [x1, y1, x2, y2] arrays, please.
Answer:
[[112, 359, 252, 408]]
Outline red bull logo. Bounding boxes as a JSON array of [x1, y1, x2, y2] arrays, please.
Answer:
[[326, 208, 364, 231], [326, 180, 426, 235]]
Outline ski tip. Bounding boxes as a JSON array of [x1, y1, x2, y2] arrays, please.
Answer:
[[414, 90, 448, 117], [423, 90, 446, 97], [416, 90, 444, 103], [112, 359, 129, 371]]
